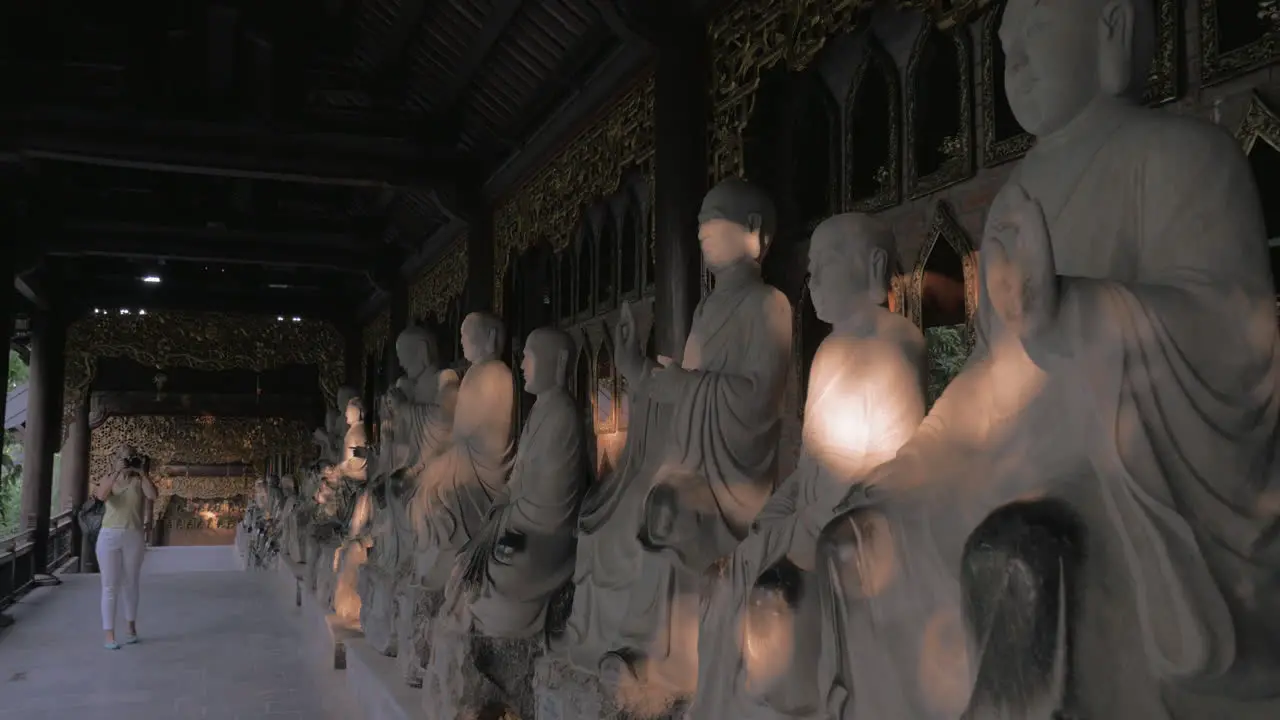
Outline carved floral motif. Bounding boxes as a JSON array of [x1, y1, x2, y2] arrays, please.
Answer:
[[410, 235, 469, 322], [63, 311, 343, 443], [493, 74, 656, 316]]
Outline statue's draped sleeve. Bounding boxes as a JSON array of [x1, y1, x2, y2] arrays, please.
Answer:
[[1044, 127, 1280, 689], [667, 285, 793, 539]]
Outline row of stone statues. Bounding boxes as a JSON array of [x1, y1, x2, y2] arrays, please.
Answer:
[[259, 1, 1280, 717]]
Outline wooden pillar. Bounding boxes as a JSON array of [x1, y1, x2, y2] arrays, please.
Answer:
[[386, 282, 409, 381], [463, 208, 496, 316], [343, 321, 363, 390], [652, 21, 710, 362], [60, 397, 90, 568], [20, 309, 66, 574]]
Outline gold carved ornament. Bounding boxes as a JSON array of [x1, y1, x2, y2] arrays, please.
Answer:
[[1202, 0, 1280, 88], [153, 476, 256, 523], [1235, 92, 1280, 155], [62, 311, 343, 441], [409, 234, 469, 323], [707, 0, 990, 182], [493, 73, 656, 316]]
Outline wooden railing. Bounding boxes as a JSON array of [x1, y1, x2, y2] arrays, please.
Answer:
[[0, 511, 76, 609]]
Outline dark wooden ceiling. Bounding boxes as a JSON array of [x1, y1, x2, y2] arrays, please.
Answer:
[[1, 0, 630, 323]]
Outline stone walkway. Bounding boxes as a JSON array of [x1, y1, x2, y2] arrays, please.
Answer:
[[0, 546, 361, 720]]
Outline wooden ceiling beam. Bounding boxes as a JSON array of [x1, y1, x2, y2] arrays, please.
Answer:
[[429, 0, 525, 131], [48, 231, 376, 273], [9, 107, 464, 189]]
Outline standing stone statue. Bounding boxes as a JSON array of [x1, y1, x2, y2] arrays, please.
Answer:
[[819, 2, 1280, 719], [458, 326, 589, 638], [690, 214, 926, 719], [558, 177, 793, 704], [411, 312, 515, 591], [359, 325, 460, 656], [308, 390, 367, 612]]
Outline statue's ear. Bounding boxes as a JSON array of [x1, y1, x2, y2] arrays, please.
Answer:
[[556, 348, 570, 386], [744, 213, 763, 260], [1098, 0, 1135, 96]]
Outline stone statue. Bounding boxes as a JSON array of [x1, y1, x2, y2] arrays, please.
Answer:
[[411, 312, 515, 590], [819, 2, 1280, 719], [359, 326, 460, 657], [313, 386, 359, 465], [456, 326, 588, 638], [307, 390, 367, 612], [279, 474, 305, 563], [689, 214, 927, 718], [558, 177, 793, 703]]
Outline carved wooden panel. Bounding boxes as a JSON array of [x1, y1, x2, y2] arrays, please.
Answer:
[[1200, 0, 1280, 88], [844, 36, 903, 212], [905, 24, 976, 199]]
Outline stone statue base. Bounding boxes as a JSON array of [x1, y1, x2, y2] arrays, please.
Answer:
[[306, 537, 342, 611], [422, 609, 542, 719], [399, 584, 444, 688], [358, 564, 399, 655], [533, 656, 688, 720]]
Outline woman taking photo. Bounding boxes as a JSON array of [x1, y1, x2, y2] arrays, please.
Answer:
[[94, 444, 157, 649]]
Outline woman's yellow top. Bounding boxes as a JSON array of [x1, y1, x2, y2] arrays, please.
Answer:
[[102, 472, 146, 531]]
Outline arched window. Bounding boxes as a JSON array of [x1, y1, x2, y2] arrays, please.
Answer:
[[845, 34, 902, 211], [905, 23, 974, 198], [596, 208, 616, 310], [573, 342, 592, 435], [619, 199, 640, 299], [594, 338, 616, 434], [979, 1, 1033, 167], [576, 225, 593, 318], [909, 201, 977, 407]]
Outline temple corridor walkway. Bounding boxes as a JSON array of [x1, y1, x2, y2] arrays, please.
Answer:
[[0, 546, 360, 720]]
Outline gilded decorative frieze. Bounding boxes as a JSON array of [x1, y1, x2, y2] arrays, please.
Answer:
[[1201, 0, 1280, 88], [154, 477, 255, 522], [63, 311, 342, 440], [1235, 92, 1280, 154], [492, 74, 656, 316], [707, 0, 990, 181], [409, 235, 469, 322], [88, 414, 314, 495]]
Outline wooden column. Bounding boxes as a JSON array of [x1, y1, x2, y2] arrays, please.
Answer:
[[385, 282, 409, 381], [20, 309, 66, 574], [463, 207, 496, 315], [60, 397, 90, 568], [652, 21, 710, 362]]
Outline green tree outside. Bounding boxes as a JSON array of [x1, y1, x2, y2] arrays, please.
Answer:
[[2, 350, 30, 536]]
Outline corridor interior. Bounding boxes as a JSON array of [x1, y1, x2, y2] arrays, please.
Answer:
[[0, 546, 360, 720]]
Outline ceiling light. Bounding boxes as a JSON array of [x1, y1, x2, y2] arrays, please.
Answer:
[[277, 316, 284, 321], [142, 275, 161, 283], [138, 309, 147, 315], [291, 317, 301, 322], [267, 283, 289, 289], [120, 309, 130, 314]]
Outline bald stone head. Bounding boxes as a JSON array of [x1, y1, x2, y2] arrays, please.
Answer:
[[521, 327, 575, 395], [461, 312, 505, 363], [395, 325, 439, 378], [336, 385, 359, 412], [808, 213, 897, 323], [697, 177, 777, 270], [1000, 0, 1155, 137]]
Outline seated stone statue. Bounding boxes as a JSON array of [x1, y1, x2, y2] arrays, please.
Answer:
[[818, 2, 1280, 718], [313, 386, 359, 466], [455, 326, 588, 639], [359, 325, 459, 655], [412, 312, 514, 592], [558, 177, 792, 701], [690, 214, 926, 719]]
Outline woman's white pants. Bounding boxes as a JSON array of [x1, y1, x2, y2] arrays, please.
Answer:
[[96, 528, 146, 631]]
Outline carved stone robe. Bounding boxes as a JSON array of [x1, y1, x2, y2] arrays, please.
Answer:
[[562, 263, 791, 689], [691, 322, 925, 718], [469, 387, 588, 638], [414, 358, 514, 590], [823, 111, 1280, 720]]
